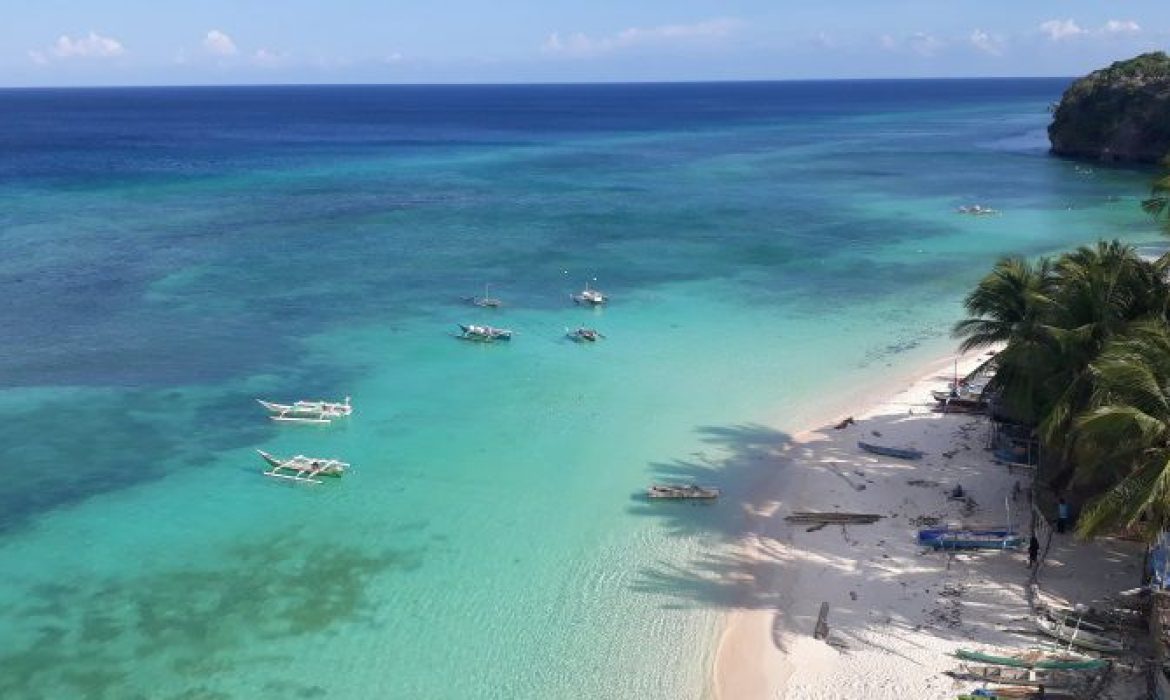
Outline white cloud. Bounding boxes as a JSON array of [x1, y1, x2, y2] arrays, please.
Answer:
[[1102, 19, 1141, 35], [878, 32, 944, 56], [29, 31, 125, 63], [970, 29, 1003, 56], [1039, 19, 1086, 41], [542, 18, 739, 56], [203, 29, 238, 56], [907, 32, 943, 56], [252, 48, 287, 67]]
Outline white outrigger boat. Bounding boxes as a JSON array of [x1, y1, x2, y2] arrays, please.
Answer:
[[571, 281, 607, 306], [1034, 613, 1124, 653], [458, 323, 513, 342], [648, 484, 720, 500], [258, 450, 349, 484], [257, 397, 352, 424]]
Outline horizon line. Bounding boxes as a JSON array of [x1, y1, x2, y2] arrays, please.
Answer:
[[0, 75, 1076, 91]]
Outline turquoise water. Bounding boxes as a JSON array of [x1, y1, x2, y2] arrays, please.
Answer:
[[0, 82, 1162, 699]]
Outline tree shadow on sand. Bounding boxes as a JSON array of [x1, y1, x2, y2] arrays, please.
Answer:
[[629, 410, 1047, 657], [626, 423, 797, 541]]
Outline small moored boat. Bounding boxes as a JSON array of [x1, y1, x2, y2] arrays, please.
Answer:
[[566, 327, 603, 342], [957, 204, 1000, 216], [458, 323, 513, 342], [571, 282, 607, 306], [257, 397, 352, 424], [648, 484, 720, 499], [258, 450, 349, 485], [470, 283, 502, 308], [858, 441, 925, 460]]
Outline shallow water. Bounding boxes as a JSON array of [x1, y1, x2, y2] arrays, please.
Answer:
[[0, 81, 1160, 699]]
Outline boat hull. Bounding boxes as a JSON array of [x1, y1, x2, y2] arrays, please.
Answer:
[[858, 441, 925, 460], [647, 484, 720, 499], [953, 648, 1107, 671], [1034, 614, 1124, 653], [918, 528, 1021, 550]]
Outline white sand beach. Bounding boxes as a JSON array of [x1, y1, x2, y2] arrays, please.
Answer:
[[713, 352, 1147, 699]]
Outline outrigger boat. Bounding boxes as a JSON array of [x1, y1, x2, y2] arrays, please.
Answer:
[[566, 327, 603, 342], [470, 283, 502, 308], [858, 441, 925, 460], [953, 648, 1108, 671], [648, 484, 720, 500], [1034, 613, 1125, 653], [458, 323, 513, 342], [258, 450, 348, 484], [571, 281, 607, 306], [257, 397, 352, 424]]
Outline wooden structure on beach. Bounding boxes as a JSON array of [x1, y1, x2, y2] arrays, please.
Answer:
[[785, 512, 883, 525]]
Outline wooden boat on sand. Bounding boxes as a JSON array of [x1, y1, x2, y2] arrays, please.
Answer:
[[858, 441, 925, 460], [954, 648, 1107, 671], [258, 450, 349, 485], [648, 484, 720, 500], [946, 664, 1080, 687], [1034, 614, 1124, 653], [918, 528, 1022, 550]]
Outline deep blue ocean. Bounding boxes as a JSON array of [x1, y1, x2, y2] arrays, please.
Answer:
[[0, 80, 1160, 699]]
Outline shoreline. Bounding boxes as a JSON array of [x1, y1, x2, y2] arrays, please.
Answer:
[[710, 348, 1003, 699]]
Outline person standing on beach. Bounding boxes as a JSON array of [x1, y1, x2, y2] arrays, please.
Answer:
[[1028, 534, 1040, 567], [1057, 498, 1070, 534]]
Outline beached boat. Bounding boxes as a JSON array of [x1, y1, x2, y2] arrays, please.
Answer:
[[947, 664, 1079, 687], [458, 323, 513, 342], [470, 283, 502, 308], [257, 397, 352, 424], [1033, 614, 1124, 653], [571, 282, 607, 306], [918, 528, 1022, 550], [957, 691, 1075, 700], [932, 389, 988, 404], [953, 648, 1107, 671], [258, 450, 348, 484], [647, 484, 720, 499], [858, 441, 925, 460], [566, 327, 603, 342]]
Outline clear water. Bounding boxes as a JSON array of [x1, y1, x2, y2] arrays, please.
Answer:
[[0, 81, 1160, 699]]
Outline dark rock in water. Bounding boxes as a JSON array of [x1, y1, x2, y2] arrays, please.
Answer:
[[1048, 51, 1170, 164]]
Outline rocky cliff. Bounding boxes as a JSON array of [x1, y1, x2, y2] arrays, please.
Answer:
[[1048, 52, 1170, 164]]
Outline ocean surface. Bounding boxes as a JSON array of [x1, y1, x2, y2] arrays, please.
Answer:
[[0, 80, 1161, 699]]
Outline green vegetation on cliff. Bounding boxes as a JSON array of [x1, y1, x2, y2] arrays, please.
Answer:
[[1049, 52, 1170, 163]]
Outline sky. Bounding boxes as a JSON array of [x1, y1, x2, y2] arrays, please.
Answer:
[[2, 1, 1169, 86]]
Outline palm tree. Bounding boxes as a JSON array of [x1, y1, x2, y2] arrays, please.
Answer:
[[953, 256, 1058, 425], [1038, 242, 1167, 452], [1071, 323, 1170, 539], [1142, 156, 1170, 233], [953, 256, 1056, 352]]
